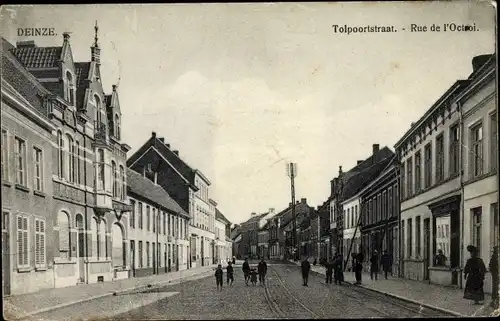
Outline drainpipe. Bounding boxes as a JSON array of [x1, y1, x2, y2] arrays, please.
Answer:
[[458, 101, 465, 289]]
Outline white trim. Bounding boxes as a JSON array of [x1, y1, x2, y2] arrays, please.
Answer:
[[456, 66, 495, 104]]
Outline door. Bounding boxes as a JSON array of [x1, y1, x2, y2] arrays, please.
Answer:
[[130, 240, 136, 277], [168, 244, 171, 272], [152, 243, 156, 274], [423, 218, 430, 280], [176, 245, 179, 271], [164, 244, 168, 273], [2, 211, 11, 296], [76, 215, 85, 283], [201, 238, 205, 266]]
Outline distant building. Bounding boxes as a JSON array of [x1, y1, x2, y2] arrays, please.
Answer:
[[310, 202, 331, 262], [215, 208, 232, 264]]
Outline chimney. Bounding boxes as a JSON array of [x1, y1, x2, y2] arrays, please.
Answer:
[[154, 172, 158, 185], [357, 160, 363, 165], [289, 202, 292, 207], [301, 198, 307, 204], [269, 208, 275, 214], [16, 40, 36, 48], [159, 137, 165, 143], [112, 85, 117, 92], [63, 32, 70, 42], [251, 212, 256, 217], [296, 201, 299, 204], [152, 131, 156, 138], [173, 150, 179, 156], [373, 144, 380, 155], [472, 54, 491, 72]]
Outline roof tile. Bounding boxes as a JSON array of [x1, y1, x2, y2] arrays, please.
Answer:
[[10, 46, 62, 69]]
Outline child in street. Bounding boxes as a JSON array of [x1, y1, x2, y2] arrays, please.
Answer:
[[250, 268, 258, 286], [215, 264, 223, 290]]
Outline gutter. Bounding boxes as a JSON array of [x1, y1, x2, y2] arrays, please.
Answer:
[[458, 101, 465, 289]]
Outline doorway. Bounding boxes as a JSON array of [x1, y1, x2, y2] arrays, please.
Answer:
[[423, 218, 430, 280], [2, 211, 11, 296]]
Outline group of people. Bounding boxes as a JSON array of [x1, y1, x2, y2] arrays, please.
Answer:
[[214, 257, 268, 290]]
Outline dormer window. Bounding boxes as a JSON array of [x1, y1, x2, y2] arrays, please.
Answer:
[[115, 114, 120, 140], [66, 71, 75, 105]]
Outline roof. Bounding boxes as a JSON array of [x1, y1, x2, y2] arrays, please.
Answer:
[[126, 168, 189, 219], [259, 221, 270, 231], [74, 62, 90, 110], [215, 209, 231, 225], [230, 227, 241, 240], [10, 45, 62, 68], [2, 38, 52, 118]]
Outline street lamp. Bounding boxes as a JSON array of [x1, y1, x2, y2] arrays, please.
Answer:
[[287, 163, 298, 261]]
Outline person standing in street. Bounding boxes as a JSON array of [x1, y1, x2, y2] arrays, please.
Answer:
[[333, 254, 344, 285], [354, 253, 363, 284], [242, 258, 251, 286], [325, 259, 334, 284], [226, 261, 234, 286], [464, 245, 486, 305], [489, 246, 499, 308], [215, 264, 224, 291], [232, 256, 236, 265], [258, 258, 268, 286], [301, 257, 311, 286], [370, 250, 379, 281], [381, 250, 392, 280]]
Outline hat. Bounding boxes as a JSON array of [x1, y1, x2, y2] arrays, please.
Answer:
[[467, 245, 477, 253]]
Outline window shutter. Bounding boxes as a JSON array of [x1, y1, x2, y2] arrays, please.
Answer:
[[35, 220, 40, 265], [23, 217, 28, 266], [17, 216, 23, 266], [40, 220, 46, 265]]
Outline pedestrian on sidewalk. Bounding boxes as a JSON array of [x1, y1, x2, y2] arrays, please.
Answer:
[[258, 258, 268, 286], [333, 254, 344, 285], [434, 249, 447, 267], [354, 253, 363, 284], [242, 258, 251, 286], [489, 246, 499, 308], [226, 261, 234, 286], [301, 257, 311, 286], [370, 250, 379, 281], [232, 256, 236, 265], [250, 268, 258, 286], [381, 250, 392, 280], [464, 245, 486, 305], [215, 264, 224, 291], [325, 259, 334, 284]]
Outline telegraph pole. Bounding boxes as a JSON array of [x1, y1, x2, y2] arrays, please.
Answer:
[[287, 163, 298, 261]]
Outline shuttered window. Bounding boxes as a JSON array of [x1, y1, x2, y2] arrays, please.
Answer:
[[17, 215, 29, 268], [58, 212, 70, 260], [35, 218, 46, 267]]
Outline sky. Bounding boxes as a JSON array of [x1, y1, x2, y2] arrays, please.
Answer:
[[1, 2, 496, 225]]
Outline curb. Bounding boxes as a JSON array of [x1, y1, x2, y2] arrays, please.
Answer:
[[11, 268, 214, 318], [293, 262, 465, 317]]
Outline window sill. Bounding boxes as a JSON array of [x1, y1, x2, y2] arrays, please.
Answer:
[[2, 180, 12, 187], [35, 266, 47, 271], [15, 184, 30, 193], [17, 267, 32, 273], [34, 190, 46, 198], [53, 259, 76, 265]]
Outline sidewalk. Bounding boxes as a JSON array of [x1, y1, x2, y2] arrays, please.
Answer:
[[4, 264, 217, 319], [288, 260, 496, 317]]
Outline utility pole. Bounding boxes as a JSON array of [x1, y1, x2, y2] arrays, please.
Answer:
[[287, 163, 298, 261]]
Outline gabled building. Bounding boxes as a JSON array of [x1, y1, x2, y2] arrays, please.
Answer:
[[239, 211, 271, 259], [127, 131, 215, 268], [215, 208, 232, 264], [258, 221, 270, 259], [2, 24, 132, 295]]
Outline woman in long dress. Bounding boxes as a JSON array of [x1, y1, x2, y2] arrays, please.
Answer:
[[464, 245, 486, 305]]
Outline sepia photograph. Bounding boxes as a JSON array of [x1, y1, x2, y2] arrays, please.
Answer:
[[0, 1, 498, 319]]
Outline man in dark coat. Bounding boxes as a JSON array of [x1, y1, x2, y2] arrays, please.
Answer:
[[370, 250, 379, 281], [301, 257, 311, 286], [354, 253, 363, 284], [489, 246, 498, 308], [226, 261, 234, 286], [333, 254, 344, 285], [242, 258, 251, 286], [325, 259, 334, 284], [464, 245, 486, 305], [258, 258, 268, 286], [380, 250, 392, 279]]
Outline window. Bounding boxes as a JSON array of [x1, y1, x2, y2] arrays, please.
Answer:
[[436, 215, 451, 266], [346, 208, 350, 229], [67, 135, 74, 183], [76, 141, 81, 184], [415, 151, 421, 192], [168, 215, 171, 235], [388, 187, 393, 218], [450, 124, 460, 176], [401, 220, 405, 258], [490, 113, 497, 172], [58, 211, 71, 260], [120, 165, 126, 200], [1, 129, 7, 180], [138, 202, 143, 229], [14, 137, 26, 186], [147, 205, 151, 231], [17, 214, 29, 268], [66, 71, 75, 105], [492, 203, 499, 249], [471, 124, 483, 177], [382, 191, 387, 221], [138, 241, 143, 268], [153, 208, 156, 233], [424, 143, 432, 188], [112, 161, 117, 197], [369, 199, 373, 225], [415, 216, 421, 258], [115, 115, 120, 140], [407, 218, 412, 258], [163, 212, 166, 235], [146, 242, 150, 267], [95, 95, 102, 124], [91, 218, 98, 259], [57, 131, 65, 179], [406, 157, 413, 196], [97, 149, 105, 190], [33, 147, 43, 191], [436, 135, 444, 183], [130, 200, 136, 228], [472, 207, 482, 258], [401, 161, 406, 199], [35, 218, 46, 268]]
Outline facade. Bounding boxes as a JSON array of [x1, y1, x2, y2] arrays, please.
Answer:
[[215, 209, 232, 264], [456, 54, 497, 294], [310, 202, 331, 262], [2, 39, 57, 295], [2, 26, 133, 295], [342, 195, 361, 270], [126, 168, 190, 277], [394, 54, 496, 290], [299, 215, 312, 259], [282, 200, 314, 259], [126, 132, 215, 268], [258, 222, 270, 259], [359, 157, 400, 276]]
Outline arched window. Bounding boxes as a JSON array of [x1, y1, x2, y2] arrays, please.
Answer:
[[76, 214, 84, 258], [57, 130, 64, 178], [115, 114, 120, 140], [66, 134, 74, 182], [66, 72, 74, 105], [99, 219, 107, 259], [112, 161, 117, 198], [95, 95, 102, 125], [97, 149, 105, 190], [76, 141, 81, 184], [112, 223, 125, 267], [120, 165, 125, 200], [91, 217, 98, 259], [58, 211, 71, 260]]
